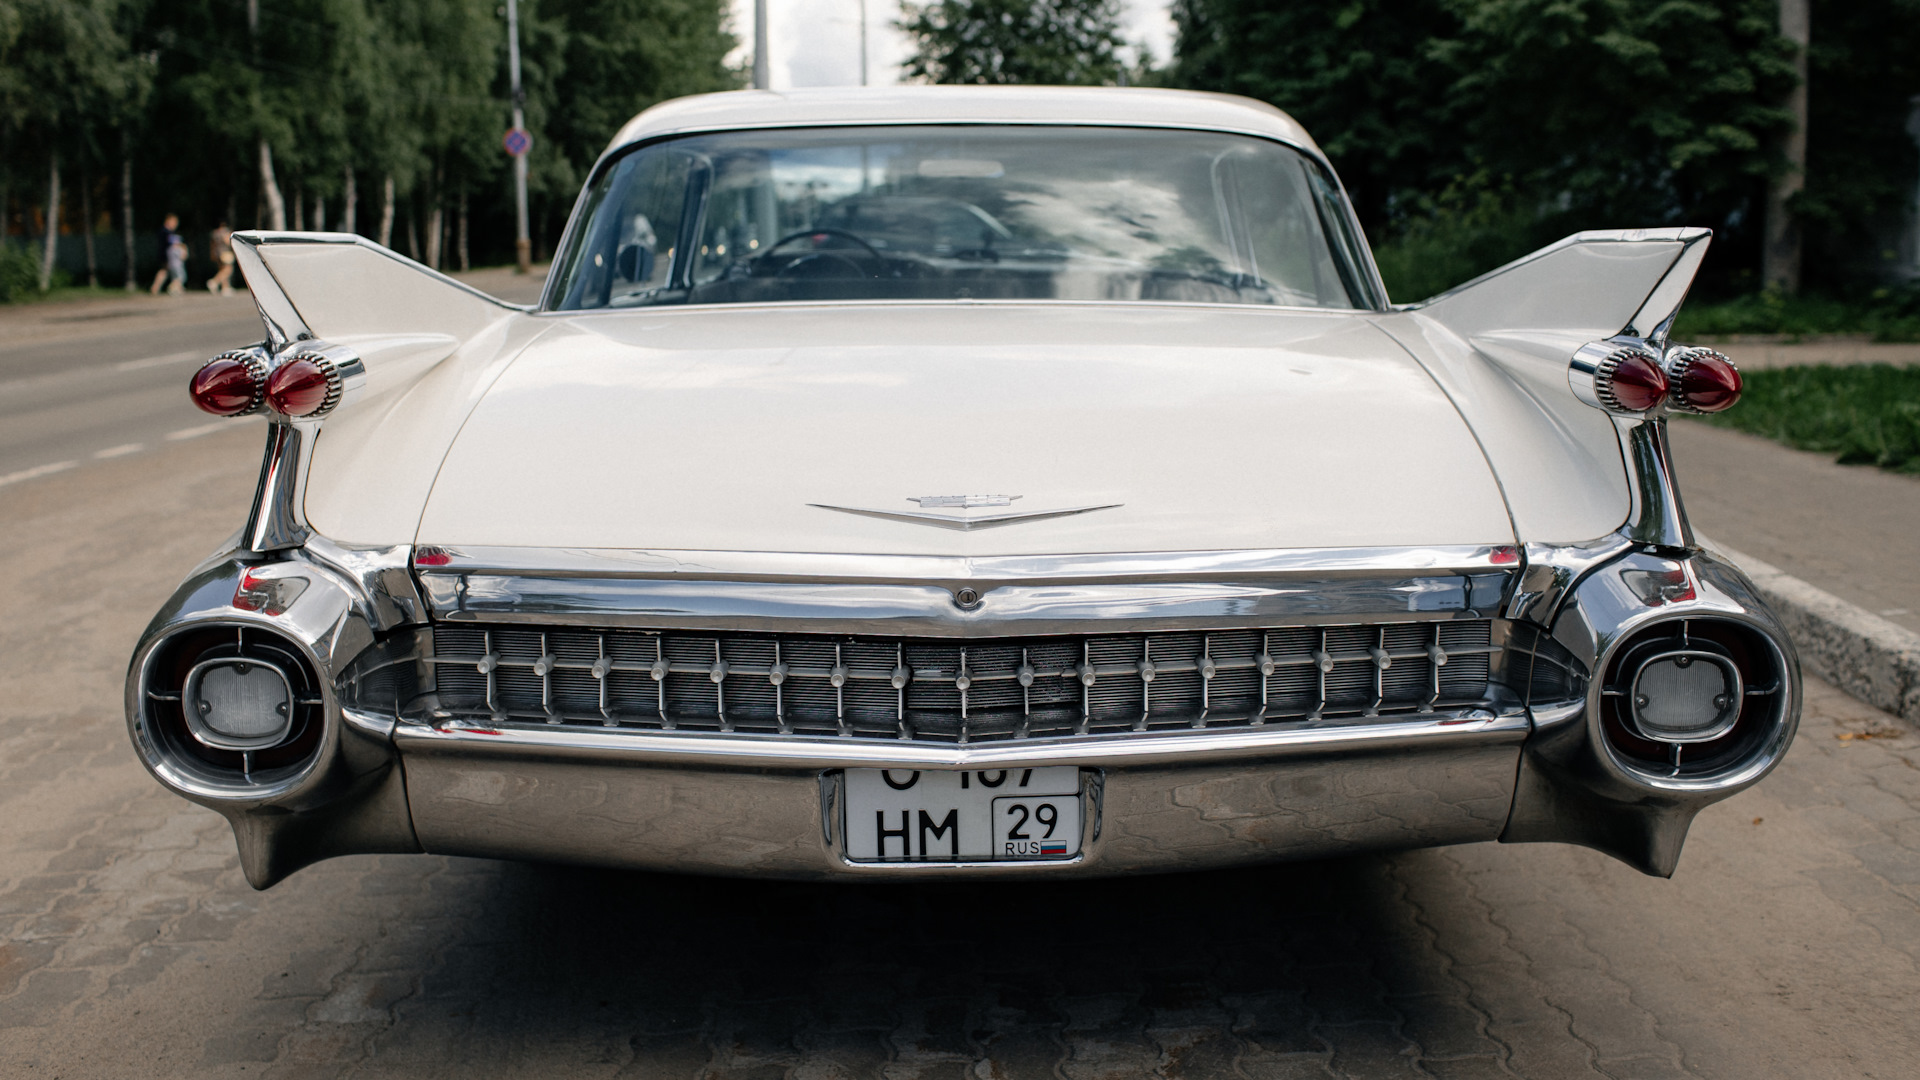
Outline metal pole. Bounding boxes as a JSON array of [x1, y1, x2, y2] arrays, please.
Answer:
[[859, 0, 867, 86], [507, 0, 532, 274], [753, 0, 770, 90]]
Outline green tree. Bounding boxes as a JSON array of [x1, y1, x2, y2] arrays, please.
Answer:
[[900, 0, 1125, 85], [1, 0, 140, 289], [1170, 0, 1462, 237], [1171, 0, 1801, 299], [537, 0, 739, 257], [1796, 0, 1920, 288], [4, 0, 744, 295]]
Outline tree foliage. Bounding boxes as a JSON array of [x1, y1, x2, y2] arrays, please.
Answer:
[[900, 0, 1125, 85], [1171, 0, 1916, 298], [0, 0, 739, 283]]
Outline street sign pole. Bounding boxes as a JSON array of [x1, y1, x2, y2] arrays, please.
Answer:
[[753, 0, 769, 90], [506, 0, 531, 274]]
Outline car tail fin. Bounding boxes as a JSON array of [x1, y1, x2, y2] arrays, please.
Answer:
[[230, 231, 524, 346], [1407, 228, 1711, 345]]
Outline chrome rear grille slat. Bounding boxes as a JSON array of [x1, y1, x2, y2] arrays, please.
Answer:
[[423, 620, 1499, 743]]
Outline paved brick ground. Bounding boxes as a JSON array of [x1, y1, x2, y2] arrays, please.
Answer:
[[4, 422, 1920, 1078]]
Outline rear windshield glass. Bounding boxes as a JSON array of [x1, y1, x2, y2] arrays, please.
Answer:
[[546, 126, 1379, 311]]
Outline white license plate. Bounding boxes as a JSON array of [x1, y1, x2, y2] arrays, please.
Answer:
[[843, 767, 1082, 862]]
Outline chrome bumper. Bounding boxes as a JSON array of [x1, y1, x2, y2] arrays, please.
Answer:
[[390, 712, 1527, 879], [127, 537, 1798, 888]]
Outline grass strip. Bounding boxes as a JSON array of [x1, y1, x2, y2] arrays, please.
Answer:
[[1696, 364, 1920, 474], [1674, 290, 1920, 342]]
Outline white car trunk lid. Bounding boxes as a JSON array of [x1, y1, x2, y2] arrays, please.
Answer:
[[416, 304, 1513, 555]]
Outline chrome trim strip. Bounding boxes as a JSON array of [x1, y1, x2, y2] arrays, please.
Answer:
[[392, 706, 1529, 770], [420, 542, 1518, 583], [416, 544, 1517, 634], [419, 575, 1513, 635]]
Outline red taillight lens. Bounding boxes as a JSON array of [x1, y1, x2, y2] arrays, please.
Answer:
[[189, 354, 265, 416], [413, 545, 454, 567], [1602, 349, 1669, 412], [264, 357, 338, 417], [1669, 348, 1742, 413]]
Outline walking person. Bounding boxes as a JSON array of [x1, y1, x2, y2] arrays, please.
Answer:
[[148, 214, 187, 295], [208, 223, 236, 294]]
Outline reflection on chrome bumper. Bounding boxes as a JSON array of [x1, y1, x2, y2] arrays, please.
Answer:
[[391, 711, 1528, 879]]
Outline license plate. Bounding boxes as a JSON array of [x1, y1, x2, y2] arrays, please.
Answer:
[[843, 767, 1082, 862]]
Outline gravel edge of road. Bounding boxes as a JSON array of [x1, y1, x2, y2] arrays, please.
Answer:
[[1707, 537, 1920, 725]]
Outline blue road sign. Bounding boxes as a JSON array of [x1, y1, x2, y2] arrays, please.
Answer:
[[503, 128, 533, 157]]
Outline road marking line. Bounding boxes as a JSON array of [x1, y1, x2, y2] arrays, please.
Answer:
[[93, 443, 145, 459], [0, 460, 79, 489], [112, 350, 204, 372], [165, 421, 235, 441]]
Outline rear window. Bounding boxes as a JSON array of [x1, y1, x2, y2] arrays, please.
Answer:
[[547, 125, 1381, 311]]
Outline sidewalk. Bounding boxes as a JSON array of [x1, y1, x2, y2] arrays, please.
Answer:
[[1704, 335, 1920, 371], [1671, 418, 1920, 722], [1672, 420, 1920, 637]]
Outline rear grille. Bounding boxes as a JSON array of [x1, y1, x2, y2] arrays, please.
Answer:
[[424, 621, 1500, 743]]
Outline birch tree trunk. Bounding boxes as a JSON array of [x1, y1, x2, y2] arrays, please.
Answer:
[[121, 137, 135, 291], [80, 165, 97, 287], [342, 163, 357, 235], [378, 175, 395, 247], [39, 153, 60, 292], [426, 203, 443, 269], [1764, 0, 1810, 294], [258, 139, 287, 230], [312, 190, 325, 231], [292, 182, 304, 230], [424, 163, 443, 269]]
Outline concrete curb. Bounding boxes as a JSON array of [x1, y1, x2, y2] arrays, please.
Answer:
[[1706, 540, 1920, 725]]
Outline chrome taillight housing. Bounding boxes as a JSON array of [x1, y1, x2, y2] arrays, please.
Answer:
[[1570, 342, 1669, 414], [140, 623, 325, 779], [1598, 617, 1785, 777], [1664, 346, 1743, 413]]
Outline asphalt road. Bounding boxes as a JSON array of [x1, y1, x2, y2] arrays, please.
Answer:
[[0, 267, 546, 488], [0, 295, 267, 487], [4, 293, 1920, 1077]]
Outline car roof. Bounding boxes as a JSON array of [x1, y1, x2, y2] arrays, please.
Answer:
[[605, 86, 1325, 163]]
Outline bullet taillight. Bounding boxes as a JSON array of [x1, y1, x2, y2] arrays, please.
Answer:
[[189, 352, 268, 416], [263, 354, 343, 418], [1666, 347, 1743, 414]]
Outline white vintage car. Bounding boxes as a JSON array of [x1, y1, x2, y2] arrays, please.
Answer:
[[129, 87, 1796, 888]]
